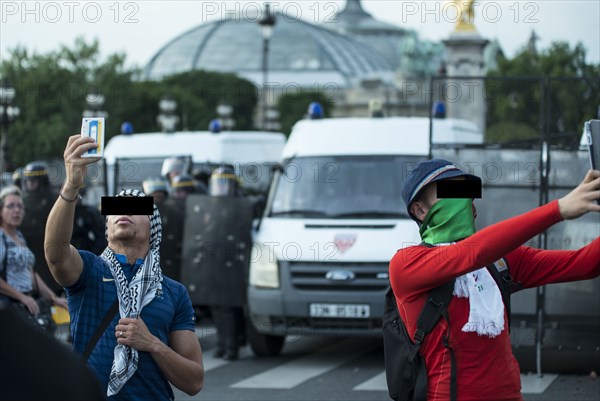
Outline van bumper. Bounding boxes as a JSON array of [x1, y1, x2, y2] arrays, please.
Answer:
[[247, 285, 385, 337]]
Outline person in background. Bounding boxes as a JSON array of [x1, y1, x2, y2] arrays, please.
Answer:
[[143, 176, 183, 280], [143, 177, 169, 206], [161, 156, 186, 189], [72, 182, 107, 255], [20, 161, 62, 294], [0, 186, 68, 326], [11, 167, 24, 190], [207, 166, 247, 360], [171, 174, 199, 200]]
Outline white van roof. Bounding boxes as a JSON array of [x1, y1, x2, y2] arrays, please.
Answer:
[[104, 131, 286, 165], [282, 117, 483, 158]]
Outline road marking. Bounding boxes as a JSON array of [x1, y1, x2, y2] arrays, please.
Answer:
[[353, 371, 387, 391], [194, 326, 217, 337], [231, 338, 376, 389], [520, 373, 558, 394], [353, 372, 560, 394], [202, 353, 230, 371]]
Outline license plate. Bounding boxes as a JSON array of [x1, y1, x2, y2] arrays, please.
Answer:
[[309, 303, 370, 318]]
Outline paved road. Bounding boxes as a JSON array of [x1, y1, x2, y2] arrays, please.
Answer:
[[173, 326, 600, 401]]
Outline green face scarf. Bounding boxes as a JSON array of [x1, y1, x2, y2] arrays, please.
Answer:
[[419, 198, 475, 244]]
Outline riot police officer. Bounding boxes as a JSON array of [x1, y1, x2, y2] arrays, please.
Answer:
[[22, 161, 52, 193], [143, 176, 184, 280], [143, 176, 169, 205], [20, 161, 61, 293], [71, 183, 106, 255], [209, 166, 247, 360], [161, 156, 187, 189], [11, 167, 24, 189], [172, 174, 207, 199]]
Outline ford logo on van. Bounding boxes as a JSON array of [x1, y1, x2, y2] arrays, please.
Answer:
[[325, 270, 355, 281]]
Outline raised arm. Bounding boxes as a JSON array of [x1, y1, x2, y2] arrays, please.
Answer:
[[392, 170, 600, 295], [45, 135, 100, 287]]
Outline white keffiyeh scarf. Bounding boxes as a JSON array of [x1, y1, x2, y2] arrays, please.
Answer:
[[102, 189, 164, 397], [435, 243, 505, 338]]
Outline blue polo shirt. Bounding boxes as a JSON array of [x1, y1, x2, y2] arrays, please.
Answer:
[[65, 250, 196, 401]]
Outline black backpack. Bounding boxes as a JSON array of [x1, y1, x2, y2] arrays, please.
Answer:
[[383, 256, 521, 401]]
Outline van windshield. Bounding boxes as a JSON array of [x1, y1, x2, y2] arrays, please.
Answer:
[[112, 157, 276, 195], [268, 155, 426, 219]]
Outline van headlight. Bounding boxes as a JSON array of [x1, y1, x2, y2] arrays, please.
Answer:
[[249, 243, 280, 289]]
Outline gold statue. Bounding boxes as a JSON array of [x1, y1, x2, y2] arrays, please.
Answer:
[[452, 0, 476, 32]]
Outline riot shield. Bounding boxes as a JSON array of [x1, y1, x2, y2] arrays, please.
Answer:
[[180, 195, 253, 307], [72, 204, 107, 255], [21, 188, 61, 293], [158, 198, 186, 281]]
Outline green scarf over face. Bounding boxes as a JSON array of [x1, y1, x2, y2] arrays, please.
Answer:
[[419, 198, 475, 244]]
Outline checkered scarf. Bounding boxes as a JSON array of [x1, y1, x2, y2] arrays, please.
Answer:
[[101, 188, 163, 397]]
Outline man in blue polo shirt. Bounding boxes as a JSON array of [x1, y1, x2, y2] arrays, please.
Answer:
[[44, 134, 204, 400]]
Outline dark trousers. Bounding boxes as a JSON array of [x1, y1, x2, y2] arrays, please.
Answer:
[[213, 306, 245, 356]]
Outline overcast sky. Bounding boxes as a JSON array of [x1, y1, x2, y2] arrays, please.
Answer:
[[1, 0, 599, 68]]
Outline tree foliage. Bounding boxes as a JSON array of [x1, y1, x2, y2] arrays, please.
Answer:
[[1, 38, 258, 169], [162, 70, 257, 131], [276, 91, 334, 136], [486, 41, 600, 147]]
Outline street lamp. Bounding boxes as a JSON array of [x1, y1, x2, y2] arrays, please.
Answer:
[[265, 106, 280, 131], [83, 92, 109, 119], [216, 103, 235, 131], [156, 96, 179, 133], [0, 81, 20, 177], [258, 3, 276, 130]]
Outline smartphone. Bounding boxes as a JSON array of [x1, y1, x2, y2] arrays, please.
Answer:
[[81, 117, 105, 157], [584, 119, 600, 204]]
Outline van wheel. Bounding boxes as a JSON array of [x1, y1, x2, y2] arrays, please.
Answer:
[[247, 322, 285, 356]]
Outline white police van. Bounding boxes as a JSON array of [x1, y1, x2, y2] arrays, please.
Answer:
[[246, 113, 483, 355], [86, 129, 286, 203]]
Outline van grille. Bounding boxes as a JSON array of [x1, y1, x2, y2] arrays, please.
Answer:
[[288, 262, 389, 291]]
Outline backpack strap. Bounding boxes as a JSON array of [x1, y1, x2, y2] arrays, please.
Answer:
[[413, 280, 455, 345], [486, 257, 522, 331], [82, 298, 119, 361], [413, 242, 453, 346], [1, 232, 7, 281], [413, 279, 456, 401]]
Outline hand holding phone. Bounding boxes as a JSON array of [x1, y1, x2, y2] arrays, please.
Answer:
[[584, 120, 600, 205], [81, 117, 105, 158]]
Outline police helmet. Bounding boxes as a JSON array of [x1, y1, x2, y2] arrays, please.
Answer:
[[23, 161, 50, 190], [142, 177, 169, 196], [12, 167, 24, 189], [171, 174, 196, 199], [209, 165, 239, 197], [161, 157, 186, 181]]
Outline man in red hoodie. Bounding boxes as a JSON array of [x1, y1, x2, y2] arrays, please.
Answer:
[[389, 159, 600, 401]]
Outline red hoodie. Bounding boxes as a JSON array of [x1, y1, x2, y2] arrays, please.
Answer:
[[389, 200, 600, 401]]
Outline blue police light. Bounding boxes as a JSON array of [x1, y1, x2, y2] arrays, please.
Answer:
[[209, 118, 222, 133], [121, 121, 134, 135], [432, 101, 446, 119], [308, 102, 324, 119]]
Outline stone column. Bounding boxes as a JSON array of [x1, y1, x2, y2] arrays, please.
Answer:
[[443, 31, 489, 133]]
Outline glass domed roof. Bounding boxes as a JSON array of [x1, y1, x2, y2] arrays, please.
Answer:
[[144, 13, 395, 87]]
